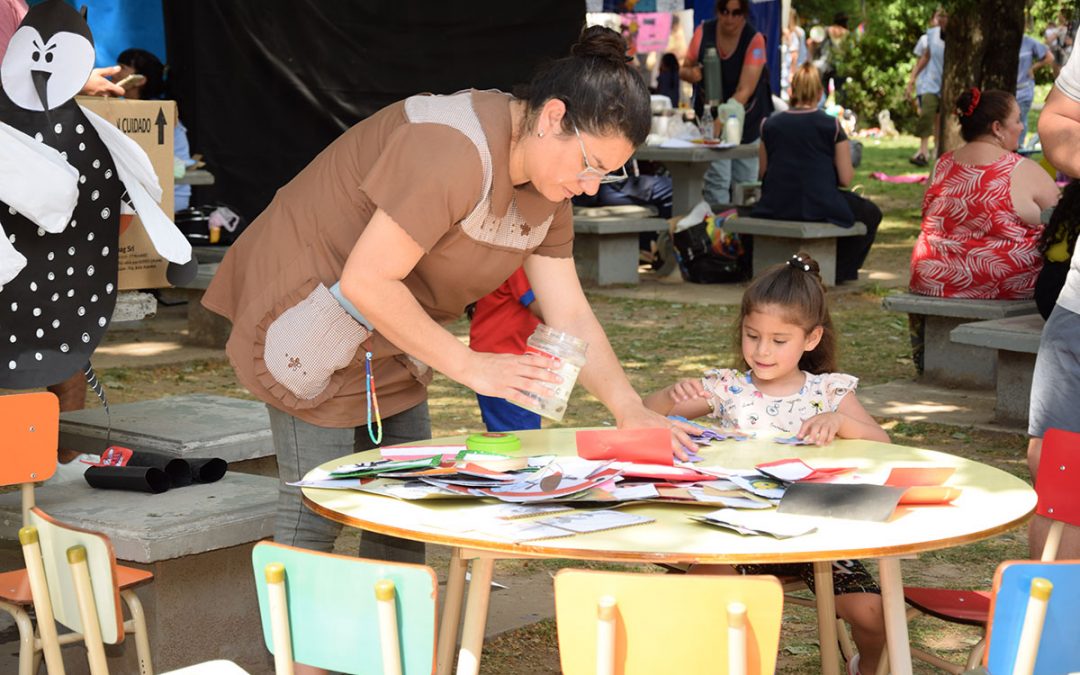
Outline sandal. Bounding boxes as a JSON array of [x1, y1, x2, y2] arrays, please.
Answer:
[[909, 153, 928, 167]]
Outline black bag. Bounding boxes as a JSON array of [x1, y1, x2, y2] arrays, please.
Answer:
[[672, 217, 750, 284]]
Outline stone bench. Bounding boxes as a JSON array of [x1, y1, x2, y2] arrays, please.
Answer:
[[882, 293, 1039, 388], [573, 205, 667, 286], [176, 261, 231, 348], [111, 291, 158, 323], [59, 394, 276, 476], [721, 217, 867, 286], [0, 473, 277, 673], [951, 314, 1044, 425]]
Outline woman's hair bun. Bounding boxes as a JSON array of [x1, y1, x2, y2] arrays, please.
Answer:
[[571, 25, 630, 66]]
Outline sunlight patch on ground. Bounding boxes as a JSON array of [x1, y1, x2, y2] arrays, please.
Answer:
[[96, 341, 184, 357]]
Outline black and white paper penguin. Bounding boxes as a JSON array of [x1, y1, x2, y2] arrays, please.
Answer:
[[0, 0, 195, 389]]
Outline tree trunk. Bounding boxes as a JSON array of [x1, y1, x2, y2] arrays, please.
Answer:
[[938, 0, 1026, 153]]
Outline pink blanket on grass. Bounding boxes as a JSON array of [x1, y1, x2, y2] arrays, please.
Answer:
[[870, 171, 928, 183]]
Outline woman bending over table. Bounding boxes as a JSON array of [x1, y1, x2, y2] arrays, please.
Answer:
[[645, 253, 889, 675], [203, 26, 696, 567], [750, 63, 881, 284]]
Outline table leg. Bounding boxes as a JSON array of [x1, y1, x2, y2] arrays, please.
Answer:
[[437, 548, 468, 675], [455, 555, 495, 675], [813, 561, 842, 675], [665, 163, 708, 217], [878, 556, 914, 675]]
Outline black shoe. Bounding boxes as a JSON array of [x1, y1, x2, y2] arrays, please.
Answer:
[[909, 153, 928, 167]]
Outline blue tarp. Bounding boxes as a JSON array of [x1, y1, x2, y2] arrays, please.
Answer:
[[35, 0, 167, 68]]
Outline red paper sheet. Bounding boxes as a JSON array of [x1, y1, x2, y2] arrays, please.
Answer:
[[575, 428, 672, 465]]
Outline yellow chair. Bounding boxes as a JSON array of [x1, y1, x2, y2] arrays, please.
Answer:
[[0, 391, 155, 675], [19, 506, 246, 675], [554, 568, 783, 675]]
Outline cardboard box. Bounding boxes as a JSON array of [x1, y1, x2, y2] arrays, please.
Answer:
[[76, 97, 176, 289]]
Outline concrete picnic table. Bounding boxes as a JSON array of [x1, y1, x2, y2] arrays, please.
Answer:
[[633, 142, 758, 216]]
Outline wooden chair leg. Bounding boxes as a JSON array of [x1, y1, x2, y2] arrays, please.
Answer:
[[1041, 521, 1064, 562], [596, 596, 616, 675], [19, 527, 65, 675], [965, 637, 986, 671], [0, 600, 37, 675], [375, 580, 403, 675], [264, 563, 294, 675], [727, 601, 748, 675], [67, 545, 109, 675], [120, 589, 154, 675]]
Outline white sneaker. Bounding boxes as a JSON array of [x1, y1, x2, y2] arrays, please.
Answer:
[[47, 454, 99, 484]]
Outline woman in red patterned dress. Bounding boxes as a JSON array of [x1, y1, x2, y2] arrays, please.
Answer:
[[910, 88, 1059, 299]]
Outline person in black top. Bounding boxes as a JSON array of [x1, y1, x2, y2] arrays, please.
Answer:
[[679, 0, 773, 208], [751, 63, 880, 283]]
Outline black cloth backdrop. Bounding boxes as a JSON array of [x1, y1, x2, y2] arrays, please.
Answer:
[[162, 0, 585, 222]]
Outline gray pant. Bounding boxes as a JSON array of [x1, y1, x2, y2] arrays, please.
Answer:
[[267, 401, 431, 563], [703, 142, 760, 209]]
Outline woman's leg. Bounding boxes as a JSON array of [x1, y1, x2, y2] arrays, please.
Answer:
[[354, 401, 432, 564], [837, 192, 881, 282], [267, 405, 354, 553]]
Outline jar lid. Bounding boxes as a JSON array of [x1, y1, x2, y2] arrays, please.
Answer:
[[465, 432, 521, 454]]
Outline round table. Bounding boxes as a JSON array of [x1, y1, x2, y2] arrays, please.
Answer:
[[303, 429, 1035, 675]]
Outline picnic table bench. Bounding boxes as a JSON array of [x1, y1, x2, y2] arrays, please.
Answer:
[[951, 314, 1044, 425], [722, 217, 867, 287], [883, 293, 1039, 388], [572, 205, 667, 286]]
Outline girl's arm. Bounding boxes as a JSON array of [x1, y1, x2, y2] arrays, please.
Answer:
[[644, 379, 713, 419], [798, 393, 889, 445]]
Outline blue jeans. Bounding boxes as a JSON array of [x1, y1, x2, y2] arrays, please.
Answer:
[[267, 401, 431, 561], [476, 394, 542, 432], [702, 142, 760, 208], [1019, 97, 1033, 148]]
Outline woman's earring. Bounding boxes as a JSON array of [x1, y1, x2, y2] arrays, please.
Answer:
[[537, 129, 544, 138]]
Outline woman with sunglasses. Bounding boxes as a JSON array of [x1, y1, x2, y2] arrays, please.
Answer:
[[679, 0, 774, 208], [203, 26, 697, 568]]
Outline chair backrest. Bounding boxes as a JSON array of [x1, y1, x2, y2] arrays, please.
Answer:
[[984, 560, 1080, 675], [251, 541, 438, 675], [1036, 429, 1080, 529], [0, 392, 59, 487], [25, 507, 125, 645], [553, 568, 783, 675]]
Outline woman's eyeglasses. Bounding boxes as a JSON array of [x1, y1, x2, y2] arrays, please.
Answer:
[[572, 121, 628, 185], [718, 7, 744, 17]]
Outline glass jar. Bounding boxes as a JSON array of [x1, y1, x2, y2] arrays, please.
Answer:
[[519, 324, 588, 422]]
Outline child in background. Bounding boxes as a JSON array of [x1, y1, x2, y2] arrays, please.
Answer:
[[469, 267, 543, 432], [644, 252, 889, 675]]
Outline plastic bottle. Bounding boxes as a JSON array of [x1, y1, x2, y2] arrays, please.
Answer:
[[518, 324, 588, 422], [724, 113, 741, 145], [700, 104, 715, 141]]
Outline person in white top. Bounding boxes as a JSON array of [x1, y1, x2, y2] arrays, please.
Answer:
[[905, 7, 947, 166], [1027, 25, 1080, 561]]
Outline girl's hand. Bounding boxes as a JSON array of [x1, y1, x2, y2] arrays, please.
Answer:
[[465, 351, 562, 408], [669, 378, 707, 404], [797, 412, 844, 446]]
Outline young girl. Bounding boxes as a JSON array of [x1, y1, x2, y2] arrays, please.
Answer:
[[645, 253, 889, 675]]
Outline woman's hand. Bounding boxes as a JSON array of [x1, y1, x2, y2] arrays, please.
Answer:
[[464, 351, 563, 408], [615, 404, 699, 462], [797, 412, 844, 445]]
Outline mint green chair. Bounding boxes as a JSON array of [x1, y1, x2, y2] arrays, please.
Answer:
[[251, 541, 438, 675]]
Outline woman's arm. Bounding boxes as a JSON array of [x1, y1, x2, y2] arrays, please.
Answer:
[[834, 138, 854, 187], [680, 26, 704, 84], [732, 46, 765, 105], [340, 208, 559, 406], [1038, 87, 1080, 177], [524, 253, 697, 456], [1011, 158, 1062, 224]]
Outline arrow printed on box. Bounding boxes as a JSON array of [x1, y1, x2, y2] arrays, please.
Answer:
[[155, 107, 166, 144]]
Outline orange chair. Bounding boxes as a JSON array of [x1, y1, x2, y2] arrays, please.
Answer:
[[902, 427, 1080, 672], [554, 568, 783, 675], [0, 392, 154, 674]]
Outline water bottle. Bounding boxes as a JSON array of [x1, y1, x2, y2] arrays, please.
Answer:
[[700, 104, 715, 141], [724, 113, 742, 145]]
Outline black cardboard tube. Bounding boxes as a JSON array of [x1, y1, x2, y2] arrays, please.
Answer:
[[187, 457, 228, 483], [127, 451, 193, 488], [84, 466, 171, 494]]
